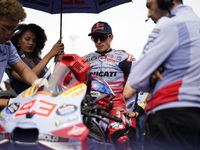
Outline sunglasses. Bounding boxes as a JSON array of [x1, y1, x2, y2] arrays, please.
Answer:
[[91, 34, 111, 43], [0, 24, 18, 36]]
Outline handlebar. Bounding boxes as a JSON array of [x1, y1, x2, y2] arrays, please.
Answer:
[[97, 108, 122, 123], [82, 104, 122, 123]]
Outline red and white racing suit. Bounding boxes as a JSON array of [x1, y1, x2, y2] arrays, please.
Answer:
[[83, 49, 135, 109], [83, 49, 135, 149]]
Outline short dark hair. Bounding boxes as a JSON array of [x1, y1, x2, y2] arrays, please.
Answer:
[[174, 0, 183, 3], [157, 0, 183, 10]]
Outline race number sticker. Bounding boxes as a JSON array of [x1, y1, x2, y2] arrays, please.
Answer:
[[14, 100, 57, 118]]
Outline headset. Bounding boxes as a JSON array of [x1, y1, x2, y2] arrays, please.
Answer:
[[157, 0, 174, 10]]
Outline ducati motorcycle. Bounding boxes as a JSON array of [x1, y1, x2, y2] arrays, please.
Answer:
[[0, 54, 130, 150]]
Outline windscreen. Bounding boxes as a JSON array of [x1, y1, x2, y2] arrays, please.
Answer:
[[33, 62, 79, 96]]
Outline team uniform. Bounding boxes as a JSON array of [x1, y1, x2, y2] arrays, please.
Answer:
[[129, 4, 200, 150], [0, 41, 20, 82]]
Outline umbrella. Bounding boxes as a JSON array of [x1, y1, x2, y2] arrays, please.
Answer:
[[18, 0, 132, 37]]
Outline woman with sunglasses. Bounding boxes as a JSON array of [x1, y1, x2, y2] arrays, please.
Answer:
[[83, 21, 144, 150], [6, 23, 64, 94]]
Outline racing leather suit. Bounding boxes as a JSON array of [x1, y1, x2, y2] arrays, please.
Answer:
[[83, 49, 135, 109], [83, 49, 135, 149]]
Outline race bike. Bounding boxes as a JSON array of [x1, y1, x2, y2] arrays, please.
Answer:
[[0, 54, 130, 150]]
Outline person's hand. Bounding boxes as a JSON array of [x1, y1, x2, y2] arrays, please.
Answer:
[[150, 67, 163, 86], [32, 78, 48, 87], [114, 107, 138, 118], [54, 51, 65, 62], [48, 37, 64, 58]]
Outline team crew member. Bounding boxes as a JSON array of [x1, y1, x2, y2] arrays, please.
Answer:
[[128, 0, 200, 150], [0, 0, 39, 108]]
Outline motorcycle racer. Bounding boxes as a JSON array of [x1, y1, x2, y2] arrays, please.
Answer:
[[83, 21, 136, 150]]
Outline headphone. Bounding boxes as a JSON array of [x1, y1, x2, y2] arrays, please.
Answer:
[[157, 0, 174, 10]]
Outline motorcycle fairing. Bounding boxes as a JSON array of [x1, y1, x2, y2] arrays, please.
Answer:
[[0, 61, 90, 150]]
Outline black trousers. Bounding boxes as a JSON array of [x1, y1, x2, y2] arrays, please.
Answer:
[[144, 107, 200, 150]]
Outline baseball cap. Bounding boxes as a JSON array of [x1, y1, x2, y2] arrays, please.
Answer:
[[88, 21, 112, 36]]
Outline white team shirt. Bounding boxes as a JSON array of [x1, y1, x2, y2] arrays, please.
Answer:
[[129, 4, 200, 113]]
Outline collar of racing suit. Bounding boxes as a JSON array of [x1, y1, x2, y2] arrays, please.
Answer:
[[95, 49, 112, 56]]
